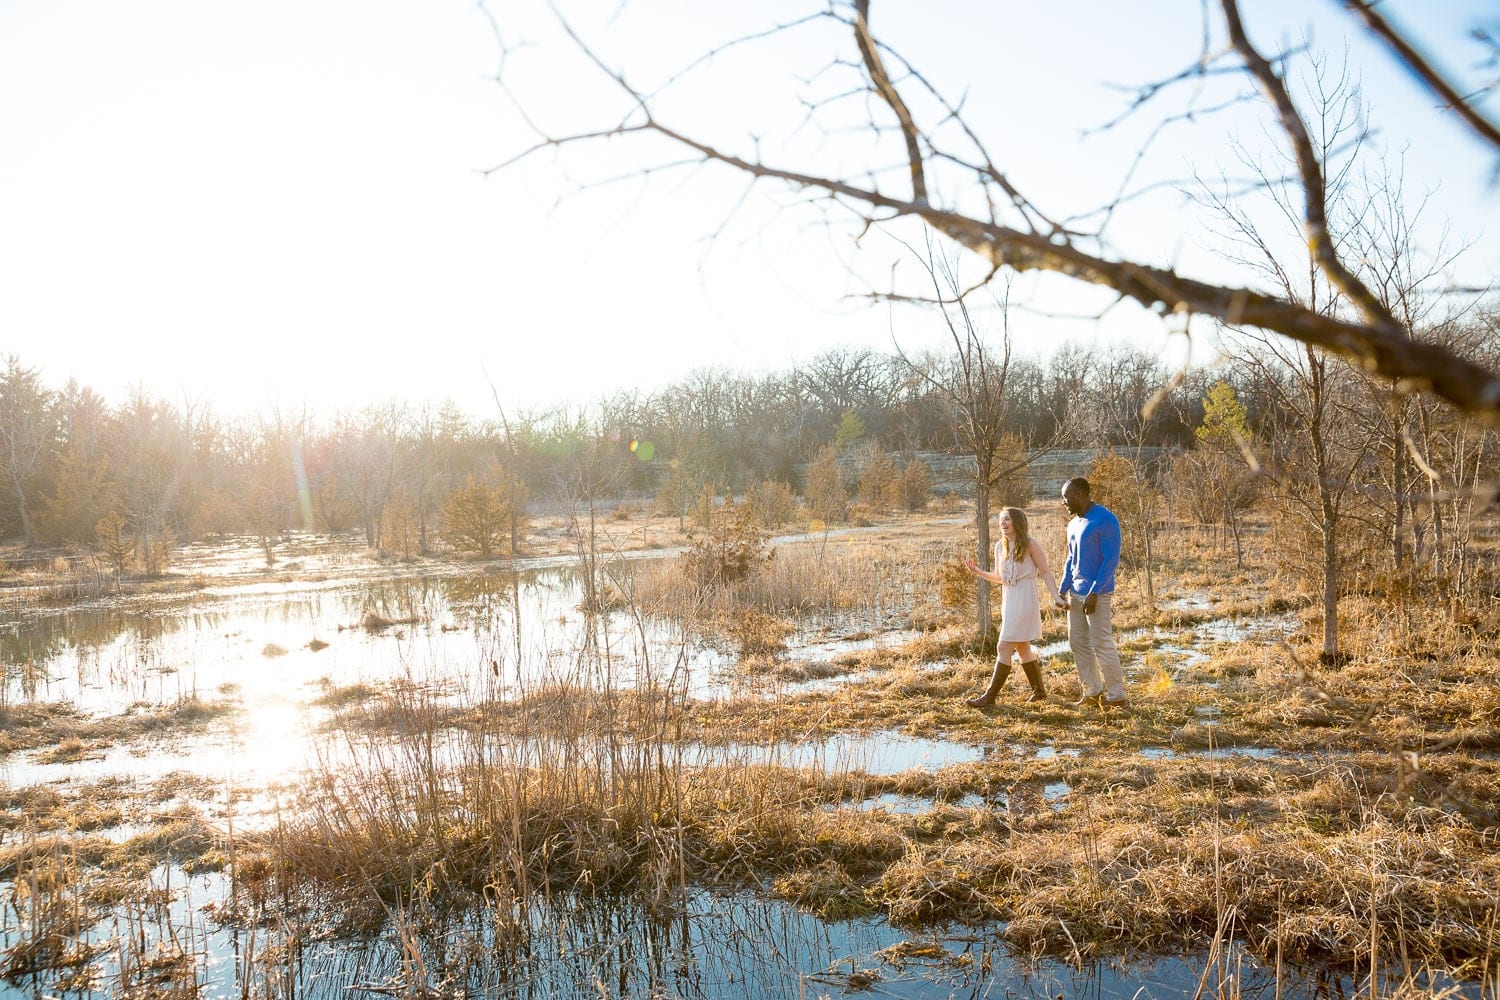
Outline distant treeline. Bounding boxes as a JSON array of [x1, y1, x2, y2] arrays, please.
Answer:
[[2, 326, 1497, 578]]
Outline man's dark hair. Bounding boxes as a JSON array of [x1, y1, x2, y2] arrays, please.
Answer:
[[1065, 477, 1092, 497]]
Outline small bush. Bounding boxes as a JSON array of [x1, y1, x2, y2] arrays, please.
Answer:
[[136, 527, 176, 577], [680, 497, 773, 588], [935, 491, 964, 515], [692, 484, 718, 531], [804, 447, 847, 524], [749, 480, 798, 529], [722, 608, 792, 658], [901, 460, 932, 511], [442, 473, 528, 559], [857, 451, 901, 514], [938, 551, 975, 613]]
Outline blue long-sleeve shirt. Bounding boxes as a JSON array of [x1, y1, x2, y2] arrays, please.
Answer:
[[1060, 503, 1120, 598]]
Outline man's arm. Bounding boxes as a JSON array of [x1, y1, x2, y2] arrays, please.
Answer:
[[1058, 528, 1075, 599], [1099, 514, 1122, 581], [1074, 519, 1103, 597]]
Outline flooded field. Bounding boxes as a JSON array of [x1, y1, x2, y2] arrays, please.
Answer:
[[0, 534, 926, 781], [1, 530, 1493, 999]]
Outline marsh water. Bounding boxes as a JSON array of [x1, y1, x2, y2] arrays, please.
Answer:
[[0, 535, 1473, 998]]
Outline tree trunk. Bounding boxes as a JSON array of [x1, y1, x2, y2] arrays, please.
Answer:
[[1427, 407, 1449, 578], [11, 479, 33, 547], [1390, 400, 1407, 571], [1321, 507, 1340, 663], [973, 459, 996, 652], [1140, 500, 1156, 614]]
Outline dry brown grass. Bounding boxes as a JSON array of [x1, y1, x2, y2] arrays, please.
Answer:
[[867, 769, 1497, 970], [0, 695, 236, 755], [9, 503, 1500, 994], [0, 834, 103, 981], [629, 529, 948, 622], [230, 649, 1500, 980], [0, 801, 223, 990], [628, 508, 1500, 979]]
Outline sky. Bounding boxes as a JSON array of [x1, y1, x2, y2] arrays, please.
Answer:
[[2, 0, 1497, 422]]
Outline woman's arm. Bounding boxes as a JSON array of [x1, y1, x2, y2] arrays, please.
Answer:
[[964, 557, 1003, 584]]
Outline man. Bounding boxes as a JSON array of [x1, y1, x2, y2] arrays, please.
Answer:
[[1056, 477, 1128, 708]]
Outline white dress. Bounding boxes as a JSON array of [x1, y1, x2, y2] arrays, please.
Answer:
[[996, 544, 1042, 643]]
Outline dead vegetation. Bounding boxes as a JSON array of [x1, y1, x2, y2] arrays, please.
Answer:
[[3, 508, 1498, 995], [0, 696, 236, 756]]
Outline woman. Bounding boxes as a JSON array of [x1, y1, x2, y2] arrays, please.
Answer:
[[962, 506, 1059, 705]]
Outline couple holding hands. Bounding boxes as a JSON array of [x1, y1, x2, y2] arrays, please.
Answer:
[[963, 477, 1128, 709]]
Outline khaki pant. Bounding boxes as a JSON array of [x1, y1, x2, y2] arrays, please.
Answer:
[[1068, 593, 1125, 700]]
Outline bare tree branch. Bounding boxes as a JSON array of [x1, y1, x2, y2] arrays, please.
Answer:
[[1339, 0, 1500, 157], [1220, 0, 1403, 335], [852, 0, 926, 207], [491, 1, 1500, 429]]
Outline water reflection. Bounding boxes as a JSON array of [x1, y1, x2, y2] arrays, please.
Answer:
[[3, 560, 913, 718], [694, 733, 985, 776], [4, 878, 1473, 1000]]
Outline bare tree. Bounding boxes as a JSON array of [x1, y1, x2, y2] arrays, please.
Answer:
[[0, 356, 56, 546], [106, 387, 183, 570], [548, 410, 629, 625], [1401, 317, 1500, 591], [1262, 343, 1383, 662], [329, 402, 410, 550], [1338, 158, 1475, 575], [242, 405, 314, 566], [1196, 51, 1395, 663], [490, 0, 1500, 430], [896, 250, 1025, 647]]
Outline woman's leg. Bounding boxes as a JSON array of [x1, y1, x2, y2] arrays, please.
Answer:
[[1015, 641, 1046, 701], [967, 641, 1018, 706]]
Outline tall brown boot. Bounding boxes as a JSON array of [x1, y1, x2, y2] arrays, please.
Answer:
[[966, 658, 1012, 707], [1020, 659, 1047, 703]]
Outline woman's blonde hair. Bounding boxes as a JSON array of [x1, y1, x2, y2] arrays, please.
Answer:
[[1000, 506, 1030, 562]]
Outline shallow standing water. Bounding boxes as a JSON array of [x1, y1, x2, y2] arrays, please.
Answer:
[[2, 541, 921, 798], [0, 537, 1481, 999]]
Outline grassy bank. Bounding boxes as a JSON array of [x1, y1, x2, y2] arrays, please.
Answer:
[[3, 508, 1498, 996]]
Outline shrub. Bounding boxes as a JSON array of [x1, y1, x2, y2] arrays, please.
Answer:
[[442, 474, 527, 559], [804, 446, 847, 524], [749, 480, 798, 529], [380, 493, 421, 559], [857, 451, 900, 514], [95, 511, 131, 574], [692, 484, 718, 531], [680, 496, 773, 588], [901, 459, 932, 512], [136, 526, 175, 576], [938, 549, 976, 613], [721, 608, 792, 658]]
